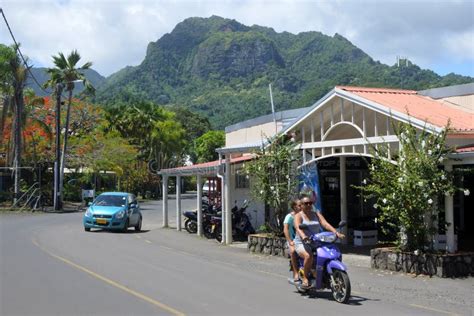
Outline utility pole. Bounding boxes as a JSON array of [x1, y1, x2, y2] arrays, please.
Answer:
[[269, 83, 277, 134], [54, 83, 63, 211], [13, 87, 23, 203]]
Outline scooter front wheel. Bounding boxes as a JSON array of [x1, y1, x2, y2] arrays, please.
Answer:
[[203, 223, 215, 238], [330, 269, 351, 303]]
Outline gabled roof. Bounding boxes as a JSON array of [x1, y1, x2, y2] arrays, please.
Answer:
[[336, 86, 474, 133]]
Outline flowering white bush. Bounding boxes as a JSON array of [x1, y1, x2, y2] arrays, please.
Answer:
[[360, 123, 458, 252]]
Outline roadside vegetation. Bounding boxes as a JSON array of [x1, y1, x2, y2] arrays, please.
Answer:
[[359, 122, 469, 252], [0, 43, 224, 207]]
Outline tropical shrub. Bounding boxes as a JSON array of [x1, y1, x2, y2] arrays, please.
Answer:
[[244, 133, 299, 234], [360, 122, 467, 252]]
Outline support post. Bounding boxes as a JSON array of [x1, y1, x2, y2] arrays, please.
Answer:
[[311, 122, 315, 160], [196, 174, 203, 237], [340, 156, 348, 244], [444, 163, 456, 253], [162, 175, 169, 228], [362, 107, 367, 154], [225, 155, 232, 244], [320, 111, 325, 157], [176, 175, 182, 231], [302, 126, 306, 163], [340, 98, 344, 121]]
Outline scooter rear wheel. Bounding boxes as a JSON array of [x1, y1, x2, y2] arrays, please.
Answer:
[[185, 219, 197, 234], [330, 269, 351, 303]]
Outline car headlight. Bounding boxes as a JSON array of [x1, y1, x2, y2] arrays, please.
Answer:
[[320, 234, 337, 243], [85, 208, 93, 217], [115, 210, 125, 219]]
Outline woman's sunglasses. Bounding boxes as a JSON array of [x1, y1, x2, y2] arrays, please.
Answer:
[[303, 201, 313, 206]]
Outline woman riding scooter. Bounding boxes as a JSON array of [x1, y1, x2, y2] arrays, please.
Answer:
[[294, 195, 345, 289]]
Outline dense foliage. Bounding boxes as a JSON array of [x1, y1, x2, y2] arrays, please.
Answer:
[[105, 101, 186, 170], [94, 16, 473, 129], [193, 130, 225, 163], [359, 123, 464, 252]]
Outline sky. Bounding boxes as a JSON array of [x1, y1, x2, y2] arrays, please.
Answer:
[[1, 0, 473, 78]]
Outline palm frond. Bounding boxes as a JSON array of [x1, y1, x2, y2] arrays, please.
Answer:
[[67, 50, 81, 68], [80, 61, 92, 70]]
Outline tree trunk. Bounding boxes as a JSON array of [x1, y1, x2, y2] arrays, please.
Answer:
[[59, 89, 73, 203]]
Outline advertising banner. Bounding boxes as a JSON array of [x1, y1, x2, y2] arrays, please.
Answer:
[[298, 162, 323, 213]]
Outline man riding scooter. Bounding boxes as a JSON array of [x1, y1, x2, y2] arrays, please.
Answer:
[[294, 195, 345, 289]]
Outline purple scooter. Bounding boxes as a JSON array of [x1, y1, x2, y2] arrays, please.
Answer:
[[290, 221, 351, 303]]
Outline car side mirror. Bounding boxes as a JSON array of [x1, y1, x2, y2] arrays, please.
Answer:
[[87, 202, 92, 206], [338, 221, 347, 228]]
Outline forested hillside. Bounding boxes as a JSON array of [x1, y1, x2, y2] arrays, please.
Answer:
[[95, 16, 472, 129]]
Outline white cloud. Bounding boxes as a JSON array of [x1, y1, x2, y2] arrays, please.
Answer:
[[443, 30, 474, 61], [1, 0, 473, 77]]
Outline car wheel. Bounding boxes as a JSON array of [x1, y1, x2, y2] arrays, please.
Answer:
[[122, 219, 129, 233], [84, 227, 91, 232], [135, 217, 142, 232]]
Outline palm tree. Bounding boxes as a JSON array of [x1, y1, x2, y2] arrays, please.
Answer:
[[44, 50, 94, 205], [0, 44, 27, 202], [0, 44, 16, 153]]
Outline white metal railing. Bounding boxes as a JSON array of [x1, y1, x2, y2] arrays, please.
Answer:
[[10, 182, 40, 210]]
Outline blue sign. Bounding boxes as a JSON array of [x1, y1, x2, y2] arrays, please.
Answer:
[[298, 163, 323, 213]]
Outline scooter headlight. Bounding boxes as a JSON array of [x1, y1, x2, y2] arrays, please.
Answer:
[[320, 234, 337, 243]]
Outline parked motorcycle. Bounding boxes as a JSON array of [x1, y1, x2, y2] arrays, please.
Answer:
[[211, 200, 255, 242], [289, 221, 351, 304], [183, 203, 219, 238]]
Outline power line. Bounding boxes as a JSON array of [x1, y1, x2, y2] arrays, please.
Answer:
[[0, 7, 50, 94]]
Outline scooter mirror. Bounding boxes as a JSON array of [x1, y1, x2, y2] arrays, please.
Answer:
[[338, 221, 347, 228]]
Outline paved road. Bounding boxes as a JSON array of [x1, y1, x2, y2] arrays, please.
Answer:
[[1, 198, 472, 316]]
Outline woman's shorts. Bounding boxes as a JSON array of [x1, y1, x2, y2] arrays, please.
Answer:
[[295, 242, 312, 256]]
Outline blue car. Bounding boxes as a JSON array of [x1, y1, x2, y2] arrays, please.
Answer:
[[83, 192, 142, 232]]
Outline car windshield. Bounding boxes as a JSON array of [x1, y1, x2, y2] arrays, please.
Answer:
[[93, 195, 127, 207]]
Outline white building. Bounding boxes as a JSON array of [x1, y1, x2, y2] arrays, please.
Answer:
[[160, 83, 474, 252]]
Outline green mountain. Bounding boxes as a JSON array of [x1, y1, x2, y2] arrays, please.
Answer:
[[96, 16, 473, 129], [26, 67, 105, 96]]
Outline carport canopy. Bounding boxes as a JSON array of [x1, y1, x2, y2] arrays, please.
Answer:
[[158, 155, 254, 243]]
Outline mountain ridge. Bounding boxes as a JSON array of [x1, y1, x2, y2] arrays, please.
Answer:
[[55, 16, 474, 129], [26, 67, 105, 97]]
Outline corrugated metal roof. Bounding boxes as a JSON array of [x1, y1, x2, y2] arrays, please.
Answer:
[[225, 107, 310, 133], [418, 83, 474, 99], [337, 86, 474, 133], [216, 140, 267, 154]]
